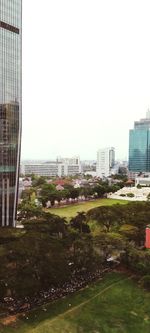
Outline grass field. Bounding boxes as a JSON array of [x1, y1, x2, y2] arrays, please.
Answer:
[[47, 198, 127, 219], [1, 272, 150, 333]]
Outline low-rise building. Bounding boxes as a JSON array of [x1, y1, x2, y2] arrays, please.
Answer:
[[21, 156, 81, 177], [22, 162, 61, 177], [135, 176, 150, 187]]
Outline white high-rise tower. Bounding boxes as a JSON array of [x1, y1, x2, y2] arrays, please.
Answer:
[[96, 147, 115, 178]]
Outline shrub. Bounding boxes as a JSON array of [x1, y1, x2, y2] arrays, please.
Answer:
[[137, 184, 142, 189], [126, 193, 134, 198], [140, 275, 150, 290]]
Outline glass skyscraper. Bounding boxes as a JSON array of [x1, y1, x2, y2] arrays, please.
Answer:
[[129, 112, 150, 172], [0, 0, 22, 227]]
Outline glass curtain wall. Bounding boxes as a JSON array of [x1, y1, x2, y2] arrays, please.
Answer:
[[129, 130, 148, 172], [129, 129, 150, 172], [0, 0, 22, 227]]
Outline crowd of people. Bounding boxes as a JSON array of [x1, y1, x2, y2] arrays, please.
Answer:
[[1, 267, 112, 316]]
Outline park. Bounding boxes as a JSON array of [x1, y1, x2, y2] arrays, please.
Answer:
[[47, 198, 127, 219], [1, 198, 150, 332], [1, 272, 150, 333]]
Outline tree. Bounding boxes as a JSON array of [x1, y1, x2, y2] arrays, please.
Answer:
[[80, 187, 93, 199], [32, 176, 47, 187], [119, 224, 139, 243], [137, 184, 142, 189], [87, 206, 119, 233], [17, 201, 43, 221], [39, 184, 58, 206], [64, 185, 80, 199], [93, 232, 125, 261], [3, 234, 71, 297], [68, 234, 97, 272], [140, 275, 150, 290], [70, 212, 90, 233], [55, 189, 69, 204], [21, 188, 36, 202], [92, 185, 106, 198], [22, 213, 68, 239]]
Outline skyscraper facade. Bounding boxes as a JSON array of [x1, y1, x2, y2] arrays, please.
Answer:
[[0, 0, 22, 227], [129, 111, 150, 172]]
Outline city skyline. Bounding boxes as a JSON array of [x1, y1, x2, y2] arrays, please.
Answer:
[[22, 0, 150, 161]]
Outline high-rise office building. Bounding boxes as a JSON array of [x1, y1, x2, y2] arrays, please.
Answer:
[[0, 1, 22, 227], [129, 111, 150, 173], [96, 147, 115, 178]]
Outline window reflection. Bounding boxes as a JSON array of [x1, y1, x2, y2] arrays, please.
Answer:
[[0, 0, 22, 227]]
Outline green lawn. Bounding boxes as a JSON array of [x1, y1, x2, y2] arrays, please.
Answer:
[[1, 272, 150, 333], [46, 199, 127, 219]]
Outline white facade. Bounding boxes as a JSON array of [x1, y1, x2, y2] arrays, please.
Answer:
[[135, 176, 150, 187], [22, 163, 61, 177], [57, 156, 81, 165], [96, 147, 115, 178], [57, 156, 81, 176], [21, 157, 81, 177]]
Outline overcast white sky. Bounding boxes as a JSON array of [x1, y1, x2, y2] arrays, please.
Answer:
[[22, 0, 150, 161]]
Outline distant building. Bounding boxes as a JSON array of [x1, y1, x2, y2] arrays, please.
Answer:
[[146, 225, 150, 249], [135, 175, 150, 187], [57, 156, 80, 165], [118, 165, 128, 175], [84, 171, 97, 177], [129, 111, 150, 172], [21, 156, 81, 177], [22, 162, 62, 177], [81, 160, 96, 173], [96, 147, 115, 178]]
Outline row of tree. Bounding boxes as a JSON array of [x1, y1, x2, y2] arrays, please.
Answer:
[[21, 180, 124, 207], [1, 200, 150, 302]]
